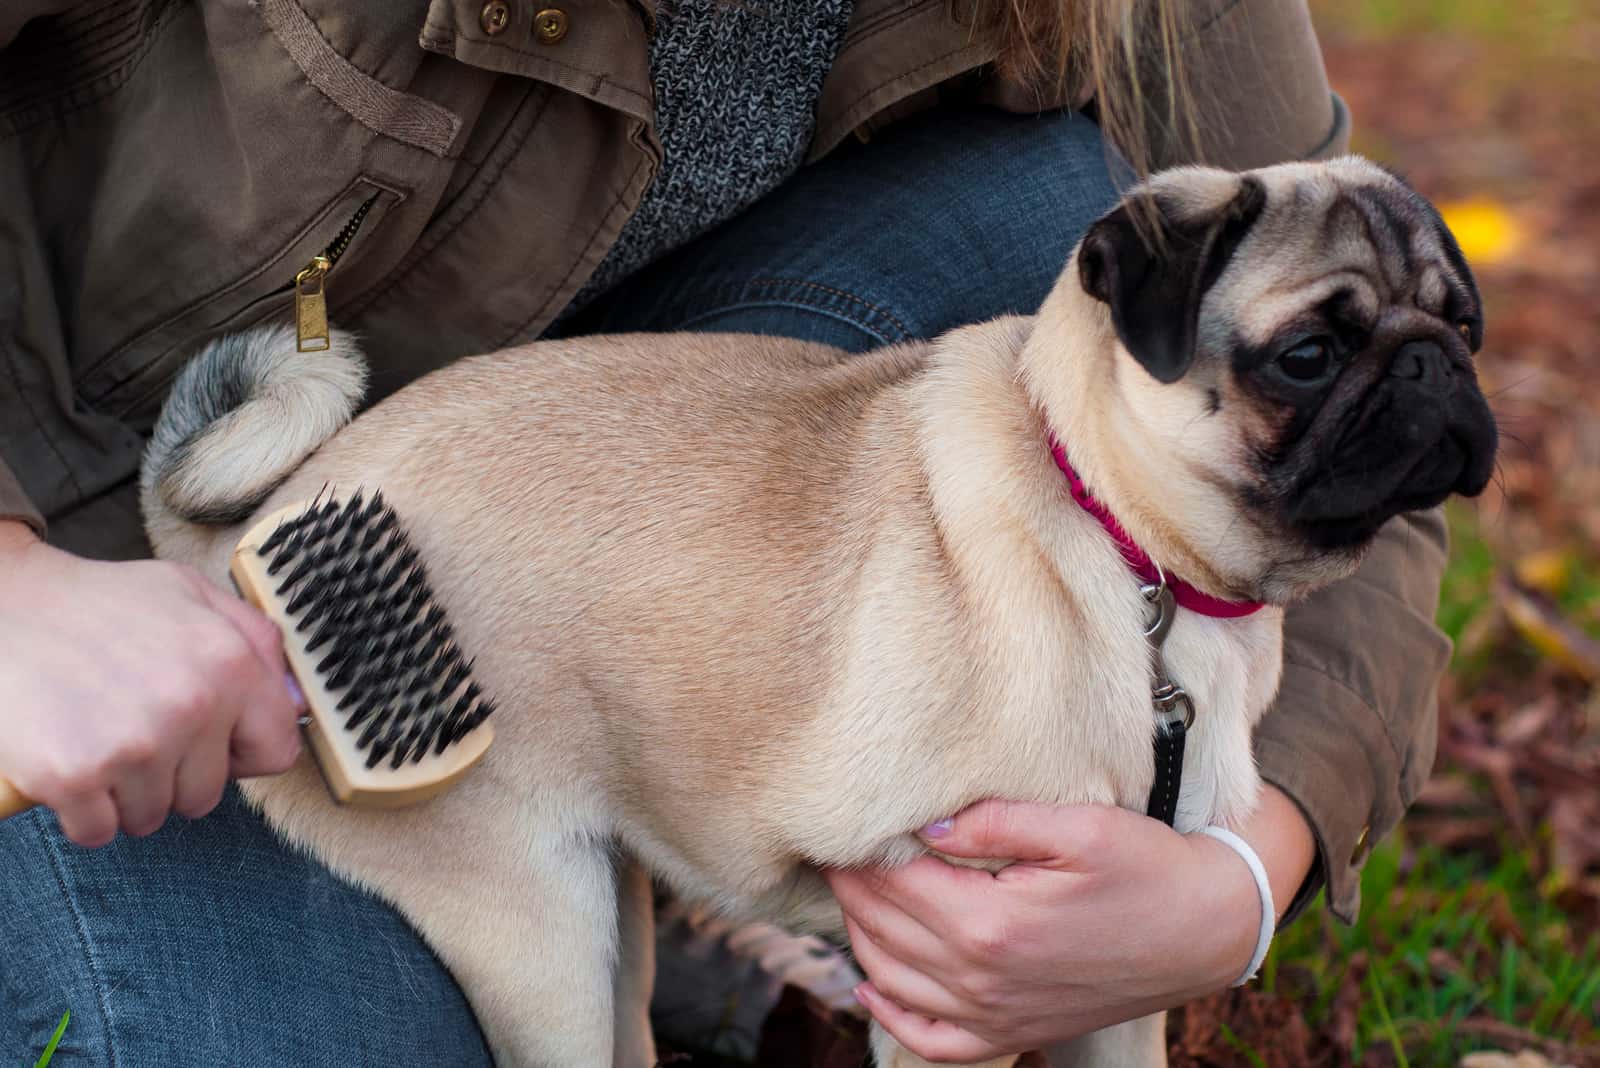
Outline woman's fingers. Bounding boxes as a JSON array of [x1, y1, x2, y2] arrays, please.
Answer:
[[172, 720, 232, 819], [0, 543, 309, 846], [920, 800, 1141, 871], [856, 982, 1003, 1065], [110, 753, 181, 837], [832, 855, 999, 933], [192, 571, 286, 672], [827, 865, 946, 948], [190, 573, 304, 778], [227, 688, 303, 779], [844, 915, 969, 1023], [51, 790, 119, 848]]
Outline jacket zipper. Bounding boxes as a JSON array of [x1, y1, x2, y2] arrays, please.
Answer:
[[285, 194, 379, 352]]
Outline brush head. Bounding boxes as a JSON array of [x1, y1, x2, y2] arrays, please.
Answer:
[[232, 492, 495, 807]]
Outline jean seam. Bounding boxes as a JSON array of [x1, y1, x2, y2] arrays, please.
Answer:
[[36, 810, 120, 1068], [674, 299, 895, 347], [743, 278, 914, 340]]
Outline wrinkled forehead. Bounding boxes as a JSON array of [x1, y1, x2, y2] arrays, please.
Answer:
[[1212, 161, 1470, 342]]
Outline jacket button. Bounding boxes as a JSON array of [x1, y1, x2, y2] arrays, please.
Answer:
[[534, 7, 570, 43], [1350, 824, 1371, 865], [480, 0, 510, 35]]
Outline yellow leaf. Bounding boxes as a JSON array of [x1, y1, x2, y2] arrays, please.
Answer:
[[1496, 573, 1600, 684], [1514, 548, 1572, 597], [1437, 198, 1525, 265]]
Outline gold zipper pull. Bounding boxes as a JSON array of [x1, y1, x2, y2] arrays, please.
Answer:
[[294, 256, 332, 352]]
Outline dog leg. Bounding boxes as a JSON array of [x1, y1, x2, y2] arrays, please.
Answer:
[[870, 1022, 1019, 1068], [612, 854, 657, 1068], [299, 813, 622, 1068], [1039, 1013, 1167, 1068], [428, 827, 620, 1068]]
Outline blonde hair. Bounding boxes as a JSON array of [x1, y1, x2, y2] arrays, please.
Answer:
[[968, 0, 1202, 180]]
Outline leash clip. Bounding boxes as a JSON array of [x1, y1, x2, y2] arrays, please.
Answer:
[[1140, 571, 1195, 730]]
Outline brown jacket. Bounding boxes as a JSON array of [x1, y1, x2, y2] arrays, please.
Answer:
[[0, 0, 1438, 921]]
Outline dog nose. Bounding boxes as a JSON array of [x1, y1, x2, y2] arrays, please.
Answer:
[[1389, 340, 1447, 383]]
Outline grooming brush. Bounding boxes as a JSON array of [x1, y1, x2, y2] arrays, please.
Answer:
[[0, 491, 495, 822], [230, 491, 495, 806]]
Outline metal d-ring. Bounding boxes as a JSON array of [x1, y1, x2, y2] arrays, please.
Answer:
[[1140, 560, 1194, 729], [1153, 683, 1197, 730], [1141, 573, 1176, 648]]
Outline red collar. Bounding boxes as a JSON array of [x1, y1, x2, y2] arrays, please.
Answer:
[[1048, 435, 1265, 619]]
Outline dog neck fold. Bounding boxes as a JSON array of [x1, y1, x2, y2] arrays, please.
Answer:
[[1048, 435, 1264, 619]]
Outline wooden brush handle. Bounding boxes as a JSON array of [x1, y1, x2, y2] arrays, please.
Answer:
[[0, 775, 34, 820]]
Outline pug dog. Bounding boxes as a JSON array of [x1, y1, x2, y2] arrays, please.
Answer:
[[140, 156, 1496, 1068]]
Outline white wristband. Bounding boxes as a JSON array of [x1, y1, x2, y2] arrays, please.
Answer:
[[1198, 825, 1274, 987]]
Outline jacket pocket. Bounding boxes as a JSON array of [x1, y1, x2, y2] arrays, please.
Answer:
[[257, 0, 462, 158], [79, 178, 402, 426]]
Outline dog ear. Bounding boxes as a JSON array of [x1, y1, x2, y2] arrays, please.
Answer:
[[1380, 167, 1484, 353], [1424, 201, 1484, 352], [1078, 175, 1267, 383]]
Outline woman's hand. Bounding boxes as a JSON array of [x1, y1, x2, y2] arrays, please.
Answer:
[[823, 788, 1316, 1063], [0, 521, 305, 846]]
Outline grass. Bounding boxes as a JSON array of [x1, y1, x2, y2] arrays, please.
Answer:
[[1436, 502, 1500, 649], [1260, 835, 1600, 1065], [1436, 498, 1600, 685], [31, 1011, 68, 1068], [1313, 0, 1589, 53], [1252, 499, 1600, 1065]]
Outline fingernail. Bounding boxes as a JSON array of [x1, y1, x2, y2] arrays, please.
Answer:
[[919, 818, 954, 839], [285, 672, 306, 710], [852, 983, 870, 1006]]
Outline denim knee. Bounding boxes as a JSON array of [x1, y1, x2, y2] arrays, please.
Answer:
[[0, 790, 492, 1067], [562, 103, 1124, 349]]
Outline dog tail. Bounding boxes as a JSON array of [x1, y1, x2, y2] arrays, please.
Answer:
[[140, 323, 367, 560]]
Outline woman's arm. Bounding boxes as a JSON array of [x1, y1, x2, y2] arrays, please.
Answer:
[[1261, 507, 1452, 923], [1143, 0, 1351, 170], [823, 789, 1315, 1061]]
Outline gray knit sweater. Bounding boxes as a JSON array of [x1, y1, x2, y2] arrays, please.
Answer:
[[565, 0, 855, 312]]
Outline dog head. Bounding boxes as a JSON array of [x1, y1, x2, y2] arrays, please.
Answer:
[[1035, 157, 1497, 603]]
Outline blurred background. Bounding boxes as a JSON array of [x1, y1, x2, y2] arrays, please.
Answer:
[[1191, 2, 1600, 1065], [664, 3, 1600, 1066]]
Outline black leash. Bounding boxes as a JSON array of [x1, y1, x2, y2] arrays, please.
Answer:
[[1141, 578, 1195, 827]]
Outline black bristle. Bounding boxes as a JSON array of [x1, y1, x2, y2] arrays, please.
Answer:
[[263, 493, 492, 776], [324, 655, 362, 692], [264, 530, 306, 574], [356, 708, 391, 752], [342, 688, 378, 722], [457, 701, 493, 741], [366, 738, 393, 769], [284, 578, 328, 617], [257, 517, 300, 557]]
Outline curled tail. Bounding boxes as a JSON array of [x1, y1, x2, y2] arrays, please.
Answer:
[[140, 323, 367, 557]]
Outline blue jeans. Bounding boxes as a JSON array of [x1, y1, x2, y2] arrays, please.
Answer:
[[0, 103, 1118, 1066]]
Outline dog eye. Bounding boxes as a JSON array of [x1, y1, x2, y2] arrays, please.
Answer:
[[1458, 321, 1474, 342], [1277, 340, 1333, 382]]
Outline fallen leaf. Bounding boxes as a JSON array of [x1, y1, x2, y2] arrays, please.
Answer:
[[1496, 573, 1600, 684], [1515, 549, 1574, 597], [1437, 198, 1529, 264]]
